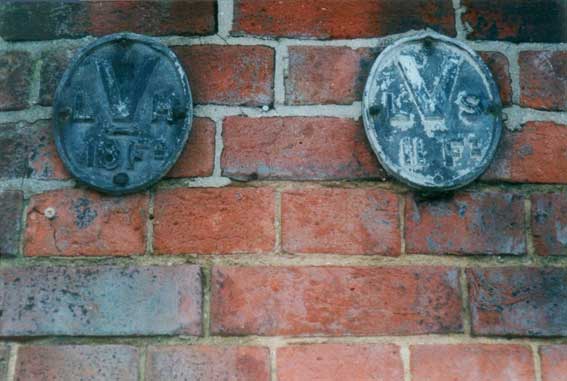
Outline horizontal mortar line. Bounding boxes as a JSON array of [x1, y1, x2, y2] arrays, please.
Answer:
[[3, 31, 567, 52], [194, 103, 363, 118], [3, 253, 567, 270], [1, 104, 565, 125], [2, 333, 567, 348], [0, 106, 51, 123], [0, 179, 76, 196], [3, 177, 567, 197], [5, 176, 565, 199]]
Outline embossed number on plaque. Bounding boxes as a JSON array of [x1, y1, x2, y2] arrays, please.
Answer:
[[363, 32, 502, 191], [53, 33, 192, 194]]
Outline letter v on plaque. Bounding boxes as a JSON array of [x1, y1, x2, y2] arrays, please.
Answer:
[[53, 33, 193, 194], [362, 31, 502, 191]]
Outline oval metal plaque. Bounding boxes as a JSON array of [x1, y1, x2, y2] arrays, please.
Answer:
[[363, 32, 502, 191], [53, 32, 192, 194]]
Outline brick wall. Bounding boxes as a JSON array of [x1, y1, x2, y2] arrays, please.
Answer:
[[1, 1, 567, 380]]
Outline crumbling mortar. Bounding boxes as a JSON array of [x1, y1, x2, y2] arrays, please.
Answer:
[[532, 343, 544, 381], [3, 250, 567, 274], [4, 334, 567, 353], [400, 344, 411, 381]]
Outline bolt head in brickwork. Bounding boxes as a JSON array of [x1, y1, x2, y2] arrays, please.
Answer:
[[362, 32, 502, 191], [53, 33, 193, 195]]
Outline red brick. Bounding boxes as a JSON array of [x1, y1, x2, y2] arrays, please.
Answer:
[[479, 51, 512, 106], [541, 345, 567, 381], [0, 1, 216, 41], [0, 1, 88, 41], [87, 0, 216, 37], [0, 120, 68, 180], [221, 117, 384, 180], [38, 47, 77, 106], [147, 346, 270, 380], [282, 188, 400, 255], [29, 120, 69, 180], [233, 0, 455, 39], [24, 189, 148, 256], [154, 188, 275, 254], [462, 0, 567, 43], [520, 51, 567, 111], [211, 266, 462, 336], [286, 46, 379, 105], [167, 117, 215, 178], [0, 265, 202, 336], [15, 345, 139, 381], [0, 345, 9, 381], [532, 193, 567, 256], [277, 344, 403, 381], [467, 267, 567, 336], [411, 345, 535, 381], [0, 190, 23, 258], [405, 192, 525, 255], [0, 51, 32, 111], [483, 122, 567, 183], [174, 45, 274, 106]]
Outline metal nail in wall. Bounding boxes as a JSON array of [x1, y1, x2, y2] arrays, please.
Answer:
[[362, 31, 502, 191], [53, 32, 193, 195]]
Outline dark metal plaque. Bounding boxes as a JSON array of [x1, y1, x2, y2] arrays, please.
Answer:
[[53, 32, 192, 194], [363, 32, 502, 191]]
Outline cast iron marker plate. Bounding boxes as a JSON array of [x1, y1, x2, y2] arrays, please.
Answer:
[[53, 32, 192, 194], [362, 32, 502, 191]]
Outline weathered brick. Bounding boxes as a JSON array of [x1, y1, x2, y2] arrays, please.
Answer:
[[167, 117, 215, 178], [147, 346, 270, 380], [520, 51, 567, 111], [0, 51, 32, 111], [174, 45, 274, 106], [25, 189, 148, 256], [28, 120, 69, 180], [154, 188, 275, 254], [0, 120, 68, 180], [541, 345, 567, 381], [462, 0, 567, 43], [479, 51, 512, 106], [0, 1, 216, 41], [0, 190, 23, 258], [87, 0, 216, 37], [0, 344, 9, 381], [483, 122, 567, 183], [0, 122, 29, 178], [405, 192, 525, 255], [532, 193, 567, 256], [277, 344, 403, 381], [467, 267, 567, 336], [0, 1, 88, 41], [15, 345, 138, 381], [211, 266, 462, 336], [0, 265, 202, 336], [282, 188, 400, 255], [411, 344, 535, 381], [221, 117, 384, 180], [38, 47, 77, 106], [286, 46, 379, 105], [233, 0, 455, 39]]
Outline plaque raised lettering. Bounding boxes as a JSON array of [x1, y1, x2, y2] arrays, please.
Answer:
[[53, 33, 192, 194], [362, 32, 502, 191]]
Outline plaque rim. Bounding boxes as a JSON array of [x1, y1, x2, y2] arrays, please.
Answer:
[[53, 32, 193, 195], [362, 30, 503, 192]]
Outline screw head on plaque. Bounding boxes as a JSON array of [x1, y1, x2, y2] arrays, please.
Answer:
[[362, 31, 502, 191], [53, 32, 193, 194]]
